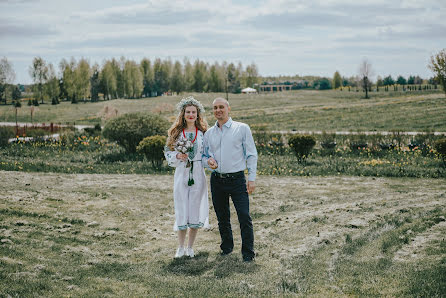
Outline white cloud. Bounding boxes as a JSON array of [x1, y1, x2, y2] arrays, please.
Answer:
[[1, 0, 445, 83]]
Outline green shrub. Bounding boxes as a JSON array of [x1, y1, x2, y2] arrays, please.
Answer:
[[0, 126, 15, 147], [288, 134, 316, 163], [349, 134, 368, 151], [320, 132, 337, 150], [103, 113, 169, 153], [434, 138, 446, 166], [137, 135, 167, 169], [59, 131, 76, 146], [83, 123, 102, 136], [252, 124, 269, 150]]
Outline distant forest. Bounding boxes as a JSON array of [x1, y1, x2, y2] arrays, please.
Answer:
[[0, 56, 440, 105]]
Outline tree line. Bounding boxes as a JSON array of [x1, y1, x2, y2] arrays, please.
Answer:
[[1, 49, 445, 106], [25, 57, 260, 105]]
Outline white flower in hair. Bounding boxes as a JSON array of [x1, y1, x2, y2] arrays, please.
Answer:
[[176, 96, 205, 114]]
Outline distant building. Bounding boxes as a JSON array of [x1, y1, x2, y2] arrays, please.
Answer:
[[258, 80, 307, 92], [241, 87, 258, 94]]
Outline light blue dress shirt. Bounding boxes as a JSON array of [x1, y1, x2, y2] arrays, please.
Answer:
[[202, 117, 258, 181]]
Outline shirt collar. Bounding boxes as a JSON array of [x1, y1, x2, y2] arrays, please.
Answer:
[[215, 117, 233, 128]]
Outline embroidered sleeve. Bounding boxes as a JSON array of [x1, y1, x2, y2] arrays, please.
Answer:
[[164, 146, 181, 167]]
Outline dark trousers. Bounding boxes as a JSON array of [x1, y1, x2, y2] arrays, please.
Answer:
[[210, 172, 254, 259]]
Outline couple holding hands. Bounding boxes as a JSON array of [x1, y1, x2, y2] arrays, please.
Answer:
[[164, 96, 257, 262]]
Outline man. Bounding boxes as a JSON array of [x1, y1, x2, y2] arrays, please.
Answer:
[[202, 97, 258, 262]]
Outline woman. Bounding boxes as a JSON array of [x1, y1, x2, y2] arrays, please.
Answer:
[[164, 96, 209, 258]]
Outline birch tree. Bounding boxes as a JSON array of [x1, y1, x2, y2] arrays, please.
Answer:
[[358, 58, 374, 99], [429, 49, 446, 96], [29, 57, 48, 105]]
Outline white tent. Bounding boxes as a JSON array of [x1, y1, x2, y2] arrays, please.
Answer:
[[241, 87, 258, 94]]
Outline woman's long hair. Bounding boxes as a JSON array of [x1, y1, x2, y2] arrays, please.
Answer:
[[166, 104, 208, 150]]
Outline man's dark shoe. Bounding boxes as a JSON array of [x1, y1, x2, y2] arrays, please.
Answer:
[[220, 250, 232, 256], [242, 255, 255, 262]]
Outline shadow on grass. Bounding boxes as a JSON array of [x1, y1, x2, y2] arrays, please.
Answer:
[[163, 252, 215, 276], [213, 254, 258, 278], [162, 252, 259, 278]]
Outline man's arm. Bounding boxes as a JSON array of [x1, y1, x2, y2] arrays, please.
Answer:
[[202, 131, 217, 169], [243, 124, 258, 182]]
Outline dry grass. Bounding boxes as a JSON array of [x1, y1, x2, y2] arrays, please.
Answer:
[[1, 90, 445, 131], [1, 171, 445, 296]]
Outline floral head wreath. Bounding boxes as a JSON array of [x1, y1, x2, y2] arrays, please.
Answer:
[[176, 96, 205, 114]]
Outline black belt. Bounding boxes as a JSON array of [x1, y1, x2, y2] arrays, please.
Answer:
[[212, 171, 244, 179]]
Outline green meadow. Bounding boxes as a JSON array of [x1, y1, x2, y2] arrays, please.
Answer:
[[1, 89, 445, 132]]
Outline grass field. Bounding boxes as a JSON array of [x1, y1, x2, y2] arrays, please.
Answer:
[[1, 89, 445, 132], [1, 171, 445, 296]]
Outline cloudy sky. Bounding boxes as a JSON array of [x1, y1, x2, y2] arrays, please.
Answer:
[[1, 0, 445, 84]]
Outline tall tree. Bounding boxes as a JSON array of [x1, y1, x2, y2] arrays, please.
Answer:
[[140, 58, 153, 97], [123, 60, 143, 98], [396, 75, 407, 85], [46, 63, 60, 105], [90, 63, 100, 102], [100, 60, 117, 100], [0, 57, 16, 104], [131, 61, 143, 98], [12, 85, 21, 102], [226, 63, 241, 93], [170, 60, 184, 94], [358, 58, 374, 99], [383, 75, 395, 86], [29, 57, 48, 105], [60, 58, 76, 102], [332, 71, 342, 89], [245, 63, 259, 88], [153, 58, 169, 95], [208, 63, 224, 92], [183, 58, 194, 92], [413, 75, 423, 85], [76, 58, 91, 102], [376, 75, 384, 87], [112, 58, 124, 98], [192, 59, 207, 92], [123, 59, 133, 98], [163, 58, 173, 91], [429, 49, 446, 96]]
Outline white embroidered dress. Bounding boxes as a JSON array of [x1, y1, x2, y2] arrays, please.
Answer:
[[165, 130, 209, 231]]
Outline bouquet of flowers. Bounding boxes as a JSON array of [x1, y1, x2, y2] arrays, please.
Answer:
[[175, 138, 195, 186], [175, 139, 193, 155]]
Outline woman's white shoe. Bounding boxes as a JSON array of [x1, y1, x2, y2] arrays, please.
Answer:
[[186, 247, 194, 258], [175, 247, 185, 258]]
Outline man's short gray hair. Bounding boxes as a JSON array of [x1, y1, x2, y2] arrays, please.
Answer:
[[213, 97, 230, 107]]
